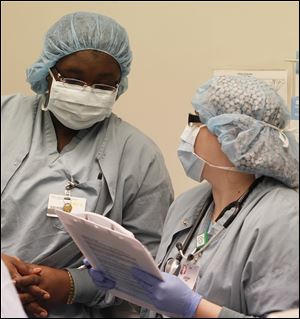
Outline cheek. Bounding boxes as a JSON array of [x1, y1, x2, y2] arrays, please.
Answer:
[[194, 130, 235, 167], [194, 130, 220, 161]]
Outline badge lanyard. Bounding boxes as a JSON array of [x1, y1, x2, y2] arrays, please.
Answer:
[[177, 225, 224, 289], [46, 176, 86, 217], [63, 177, 79, 212], [164, 177, 264, 277]]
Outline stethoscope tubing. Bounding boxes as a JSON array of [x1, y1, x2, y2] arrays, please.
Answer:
[[164, 177, 264, 272]]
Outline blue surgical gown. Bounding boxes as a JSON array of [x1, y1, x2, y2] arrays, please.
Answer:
[[1, 94, 174, 318]]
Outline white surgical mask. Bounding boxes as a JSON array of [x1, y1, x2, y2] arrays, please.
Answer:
[[177, 125, 206, 182], [42, 70, 118, 130], [177, 125, 239, 182]]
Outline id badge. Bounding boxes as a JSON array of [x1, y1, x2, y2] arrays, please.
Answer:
[[47, 194, 86, 217], [178, 261, 200, 290], [196, 232, 209, 249]]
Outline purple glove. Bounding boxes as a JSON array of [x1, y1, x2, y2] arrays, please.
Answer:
[[132, 267, 202, 318], [83, 258, 116, 290]]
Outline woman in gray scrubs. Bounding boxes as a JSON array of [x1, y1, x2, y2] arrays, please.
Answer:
[[1, 12, 173, 318], [89, 75, 299, 317]]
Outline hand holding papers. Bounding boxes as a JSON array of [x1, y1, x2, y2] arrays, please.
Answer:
[[55, 210, 177, 316]]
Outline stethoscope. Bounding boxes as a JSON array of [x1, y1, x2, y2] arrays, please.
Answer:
[[164, 177, 264, 275]]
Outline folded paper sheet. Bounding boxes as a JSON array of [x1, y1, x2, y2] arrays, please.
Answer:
[[55, 209, 176, 316]]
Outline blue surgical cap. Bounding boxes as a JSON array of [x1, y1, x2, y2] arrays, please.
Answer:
[[26, 11, 132, 97], [192, 75, 299, 188]]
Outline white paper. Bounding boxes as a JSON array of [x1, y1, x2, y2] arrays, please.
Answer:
[[55, 209, 177, 317], [267, 309, 299, 318], [1, 260, 27, 318], [47, 194, 86, 217]]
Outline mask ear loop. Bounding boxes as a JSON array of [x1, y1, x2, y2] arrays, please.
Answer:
[[41, 69, 55, 111], [48, 68, 56, 80], [191, 124, 241, 172], [260, 121, 293, 148], [278, 131, 289, 148], [40, 92, 49, 111]]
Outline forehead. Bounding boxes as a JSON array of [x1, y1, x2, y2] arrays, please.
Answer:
[[56, 50, 121, 76]]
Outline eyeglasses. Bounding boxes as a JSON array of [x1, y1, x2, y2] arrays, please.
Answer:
[[50, 68, 119, 92], [188, 113, 201, 126]]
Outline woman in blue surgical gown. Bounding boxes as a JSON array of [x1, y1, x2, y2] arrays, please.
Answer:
[[89, 75, 299, 318], [1, 11, 173, 318]]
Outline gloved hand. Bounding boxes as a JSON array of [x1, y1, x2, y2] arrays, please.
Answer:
[[83, 258, 116, 290], [132, 267, 202, 318]]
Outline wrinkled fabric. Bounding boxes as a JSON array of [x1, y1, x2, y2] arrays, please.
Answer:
[[192, 75, 299, 188], [1, 94, 174, 318], [26, 11, 132, 97], [146, 178, 299, 318]]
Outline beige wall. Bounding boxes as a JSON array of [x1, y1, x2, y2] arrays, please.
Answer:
[[1, 1, 299, 196]]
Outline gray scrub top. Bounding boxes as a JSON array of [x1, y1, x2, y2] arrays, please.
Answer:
[[145, 178, 299, 318], [1, 94, 174, 318]]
